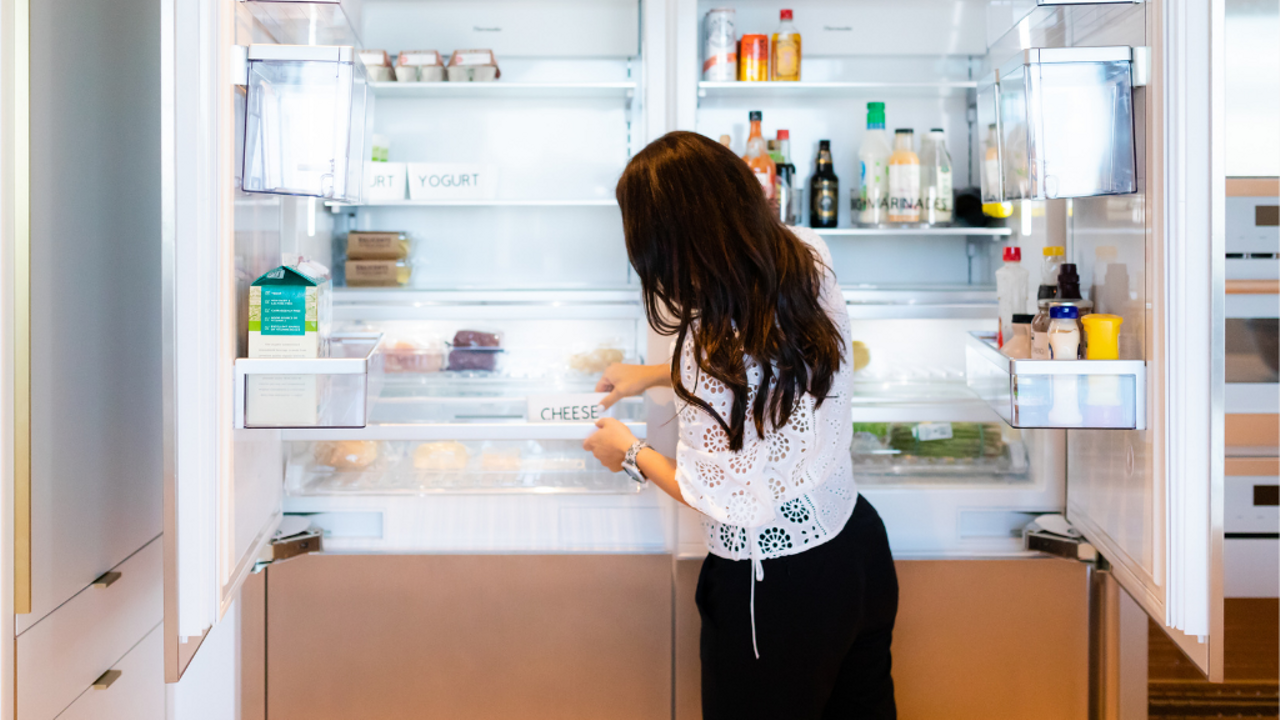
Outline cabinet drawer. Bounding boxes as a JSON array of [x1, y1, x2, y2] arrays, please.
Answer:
[[17, 537, 162, 720], [57, 623, 164, 720]]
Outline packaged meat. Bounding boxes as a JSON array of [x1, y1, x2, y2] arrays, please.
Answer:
[[314, 440, 380, 470], [448, 329, 503, 371], [347, 231, 410, 259], [446, 49, 500, 82], [413, 441, 470, 471], [382, 335, 445, 373], [396, 50, 444, 82]]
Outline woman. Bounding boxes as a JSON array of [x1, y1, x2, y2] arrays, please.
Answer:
[[583, 131, 899, 719]]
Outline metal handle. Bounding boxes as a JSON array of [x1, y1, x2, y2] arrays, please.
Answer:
[[13, 0, 32, 616], [92, 571, 122, 589], [92, 669, 122, 690]]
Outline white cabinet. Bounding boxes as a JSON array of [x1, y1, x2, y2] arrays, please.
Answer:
[[57, 624, 165, 720], [16, 539, 162, 720]]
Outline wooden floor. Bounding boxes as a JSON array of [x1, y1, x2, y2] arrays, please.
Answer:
[[1149, 599, 1279, 718]]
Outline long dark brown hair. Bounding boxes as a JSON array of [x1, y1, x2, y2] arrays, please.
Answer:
[[616, 131, 844, 451]]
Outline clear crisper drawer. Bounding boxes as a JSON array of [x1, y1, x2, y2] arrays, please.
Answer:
[[852, 419, 1033, 486], [285, 439, 640, 495], [242, 44, 368, 202], [965, 332, 1146, 429], [235, 333, 383, 429]]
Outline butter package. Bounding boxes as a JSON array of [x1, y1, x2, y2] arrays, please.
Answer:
[[345, 259, 411, 287], [347, 231, 409, 260], [246, 265, 331, 426]]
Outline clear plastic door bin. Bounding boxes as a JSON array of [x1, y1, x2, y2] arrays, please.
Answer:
[[242, 44, 368, 202], [979, 47, 1137, 201]]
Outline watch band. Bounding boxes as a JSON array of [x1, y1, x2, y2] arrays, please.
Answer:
[[623, 440, 651, 483]]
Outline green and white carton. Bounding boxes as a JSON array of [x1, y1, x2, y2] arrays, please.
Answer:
[[246, 265, 331, 426]]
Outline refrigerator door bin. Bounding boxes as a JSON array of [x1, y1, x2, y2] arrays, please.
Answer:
[[242, 0, 362, 46], [285, 438, 643, 495], [965, 332, 1146, 429], [242, 44, 368, 202], [979, 46, 1137, 201], [235, 332, 384, 429]]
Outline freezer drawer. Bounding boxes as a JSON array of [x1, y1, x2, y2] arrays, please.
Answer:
[[17, 538, 162, 720], [965, 332, 1146, 429]]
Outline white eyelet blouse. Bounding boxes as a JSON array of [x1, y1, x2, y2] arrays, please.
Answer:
[[672, 228, 856, 655]]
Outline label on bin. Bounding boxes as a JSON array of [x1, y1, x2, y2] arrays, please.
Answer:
[[528, 393, 610, 423], [913, 422, 954, 442]]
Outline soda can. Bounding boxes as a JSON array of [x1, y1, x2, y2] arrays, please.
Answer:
[[738, 34, 769, 82], [702, 8, 737, 82]]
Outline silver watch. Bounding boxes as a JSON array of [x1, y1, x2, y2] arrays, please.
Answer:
[[621, 440, 650, 483]]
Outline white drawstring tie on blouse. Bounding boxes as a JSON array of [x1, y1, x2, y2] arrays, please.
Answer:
[[749, 540, 764, 659]]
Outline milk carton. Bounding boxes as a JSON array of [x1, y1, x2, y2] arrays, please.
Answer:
[[246, 265, 331, 426]]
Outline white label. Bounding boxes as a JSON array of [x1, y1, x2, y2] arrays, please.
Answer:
[[407, 163, 499, 200], [364, 162, 406, 201], [453, 51, 494, 66], [914, 421, 954, 442], [888, 163, 920, 220], [754, 170, 773, 198], [527, 393, 611, 423]]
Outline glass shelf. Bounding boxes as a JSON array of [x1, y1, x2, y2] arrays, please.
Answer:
[[368, 81, 637, 99], [817, 227, 1012, 237], [965, 332, 1147, 429], [697, 81, 977, 99], [285, 439, 641, 495], [326, 199, 618, 208]]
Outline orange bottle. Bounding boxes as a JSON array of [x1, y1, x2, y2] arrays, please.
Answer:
[[743, 110, 776, 201]]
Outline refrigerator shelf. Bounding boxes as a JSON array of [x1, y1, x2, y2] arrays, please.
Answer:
[[965, 332, 1147, 429], [235, 333, 384, 430], [368, 81, 637, 100], [333, 287, 643, 320], [279, 419, 646, 442], [697, 81, 977, 99], [325, 199, 618, 208], [285, 439, 641, 495], [817, 227, 1012, 237]]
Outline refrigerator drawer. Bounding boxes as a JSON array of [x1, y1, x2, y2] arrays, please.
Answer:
[[965, 332, 1146, 429], [235, 333, 383, 429], [17, 538, 162, 720], [55, 623, 164, 720]]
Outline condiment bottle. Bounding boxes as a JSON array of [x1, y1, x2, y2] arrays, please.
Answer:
[[857, 102, 891, 225], [1055, 262, 1093, 353], [1080, 314, 1123, 360], [718, 134, 732, 149], [888, 129, 921, 224], [996, 246, 1029, 347], [770, 9, 801, 81], [743, 111, 776, 202], [1031, 300, 1053, 359], [1002, 314, 1034, 359], [1038, 246, 1065, 302], [774, 130, 798, 225], [1048, 305, 1082, 360], [919, 128, 953, 225], [809, 140, 838, 228]]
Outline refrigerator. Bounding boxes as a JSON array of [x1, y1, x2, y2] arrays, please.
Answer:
[[145, 0, 1226, 696]]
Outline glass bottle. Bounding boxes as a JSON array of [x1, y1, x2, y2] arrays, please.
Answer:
[[770, 9, 801, 81], [857, 102, 891, 226], [774, 130, 798, 225], [919, 128, 953, 225], [809, 140, 838, 228], [888, 129, 920, 224], [742, 111, 776, 202]]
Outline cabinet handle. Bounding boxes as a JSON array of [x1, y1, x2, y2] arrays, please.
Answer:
[[92, 670, 122, 690], [92, 571, 122, 589]]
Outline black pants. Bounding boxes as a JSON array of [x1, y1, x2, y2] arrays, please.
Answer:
[[696, 495, 899, 720]]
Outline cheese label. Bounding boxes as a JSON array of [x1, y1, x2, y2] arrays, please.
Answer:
[[527, 393, 611, 423]]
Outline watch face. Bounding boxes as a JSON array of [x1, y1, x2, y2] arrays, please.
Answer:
[[622, 463, 645, 483]]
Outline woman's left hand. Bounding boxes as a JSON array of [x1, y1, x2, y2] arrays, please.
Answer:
[[582, 417, 637, 472]]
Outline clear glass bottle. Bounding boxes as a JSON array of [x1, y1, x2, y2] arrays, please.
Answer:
[[857, 102, 891, 226], [919, 128, 953, 225], [770, 9, 801, 81], [888, 129, 920, 224], [809, 140, 838, 228], [774, 130, 798, 225]]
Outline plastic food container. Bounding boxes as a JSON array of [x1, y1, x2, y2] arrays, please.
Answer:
[[359, 49, 394, 82], [395, 50, 443, 82], [382, 335, 446, 373], [447, 329, 504, 371]]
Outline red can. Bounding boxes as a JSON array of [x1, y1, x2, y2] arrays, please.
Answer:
[[737, 34, 769, 82]]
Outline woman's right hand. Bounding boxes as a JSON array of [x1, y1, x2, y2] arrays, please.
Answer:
[[596, 363, 669, 409]]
